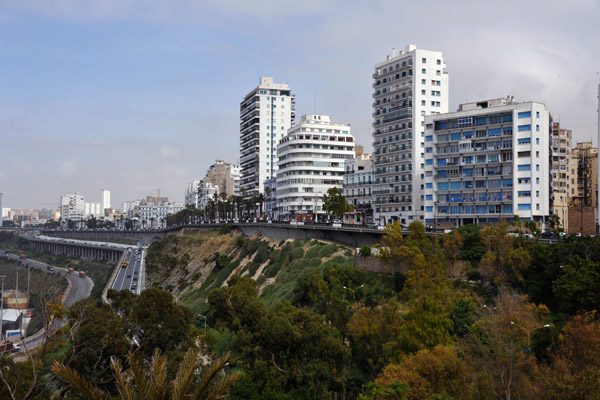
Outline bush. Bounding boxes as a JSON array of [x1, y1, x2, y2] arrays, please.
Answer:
[[466, 268, 483, 281], [358, 246, 372, 258]]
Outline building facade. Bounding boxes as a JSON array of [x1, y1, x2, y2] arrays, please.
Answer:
[[423, 97, 552, 229], [198, 182, 220, 211], [263, 177, 278, 220], [137, 202, 184, 228], [0, 193, 2, 226], [568, 142, 598, 234], [551, 122, 572, 229], [60, 193, 85, 222], [102, 189, 111, 211], [372, 45, 449, 226], [240, 77, 295, 197], [343, 146, 374, 224], [277, 114, 354, 221], [185, 180, 201, 207], [84, 202, 103, 217], [225, 164, 241, 196]]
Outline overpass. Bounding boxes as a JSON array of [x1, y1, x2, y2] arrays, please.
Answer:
[[22, 235, 125, 263], [40, 222, 390, 247]]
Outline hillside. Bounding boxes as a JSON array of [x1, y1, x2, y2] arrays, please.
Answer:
[[145, 229, 358, 312]]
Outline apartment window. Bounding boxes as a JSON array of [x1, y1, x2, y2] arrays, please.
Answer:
[[422, 68, 426, 74], [536, 204, 540, 210], [536, 138, 539, 145], [536, 191, 540, 197], [536, 151, 539, 158], [422, 100, 426, 105], [422, 58, 426, 63], [518, 164, 531, 171], [536, 164, 540, 171], [518, 111, 531, 118], [536, 111, 540, 118], [536, 178, 540, 184], [518, 125, 531, 131], [536, 125, 540, 131], [421, 89, 426, 95], [421, 79, 426, 84]]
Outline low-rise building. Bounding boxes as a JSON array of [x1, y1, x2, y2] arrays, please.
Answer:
[[343, 145, 374, 224], [137, 201, 184, 228], [568, 142, 598, 234]]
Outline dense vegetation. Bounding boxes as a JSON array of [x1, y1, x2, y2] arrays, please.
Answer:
[[2, 222, 600, 399]]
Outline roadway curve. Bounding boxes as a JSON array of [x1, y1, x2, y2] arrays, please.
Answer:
[[1, 250, 94, 350]]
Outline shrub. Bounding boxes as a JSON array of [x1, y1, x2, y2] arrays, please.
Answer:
[[358, 245, 372, 258]]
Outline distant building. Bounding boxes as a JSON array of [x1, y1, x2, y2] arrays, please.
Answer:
[[225, 164, 241, 196], [84, 202, 103, 217], [122, 200, 141, 217], [240, 77, 296, 197], [60, 193, 85, 222], [137, 202, 184, 228], [185, 180, 201, 207], [198, 182, 220, 211], [263, 177, 278, 219], [102, 189, 111, 211], [0, 193, 3, 225], [277, 114, 354, 221], [146, 195, 169, 204], [38, 208, 57, 220], [568, 142, 598, 234], [343, 146, 374, 224], [424, 96, 553, 230], [551, 122, 572, 229]]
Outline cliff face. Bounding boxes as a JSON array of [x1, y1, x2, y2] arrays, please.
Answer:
[[144, 229, 355, 311]]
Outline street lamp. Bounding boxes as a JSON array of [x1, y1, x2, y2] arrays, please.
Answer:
[[342, 284, 364, 304], [197, 313, 207, 330]]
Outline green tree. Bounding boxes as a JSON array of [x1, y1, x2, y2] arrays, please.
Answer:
[[552, 257, 600, 314], [322, 187, 353, 219]]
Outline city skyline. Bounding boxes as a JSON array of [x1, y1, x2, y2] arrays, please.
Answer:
[[1, 1, 599, 209]]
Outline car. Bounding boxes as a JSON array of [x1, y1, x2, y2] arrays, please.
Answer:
[[134, 271, 138, 275], [540, 231, 555, 239], [133, 277, 138, 281], [46, 266, 54, 271], [127, 274, 131, 278]]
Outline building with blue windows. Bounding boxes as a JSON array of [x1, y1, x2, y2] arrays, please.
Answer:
[[423, 96, 552, 229]]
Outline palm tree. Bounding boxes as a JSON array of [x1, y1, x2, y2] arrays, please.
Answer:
[[52, 349, 241, 400], [264, 187, 272, 219], [257, 193, 266, 219], [250, 195, 259, 219]]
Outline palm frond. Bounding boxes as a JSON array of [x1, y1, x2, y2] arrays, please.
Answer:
[[149, 348, 170, 400], [172, 348, 201, 400], [128, 352, 152, 400], [205, 371, 243, 400], [52, 360, 113, 400], [111, 357, 135, 400], [191, 352, 233, 400]]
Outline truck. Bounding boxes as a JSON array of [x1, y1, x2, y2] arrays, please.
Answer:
[[0, 342, 20, 354], [79, 271, 86, 278], [68, 268, 74, 274], [19, 254, 26, 260]]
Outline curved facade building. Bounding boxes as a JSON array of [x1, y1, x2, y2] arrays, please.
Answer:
[[277, 114, 354, 221]]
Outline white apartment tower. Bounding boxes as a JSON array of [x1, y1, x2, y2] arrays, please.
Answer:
[[277, 114, 355, 221], [551, 122, 571, 229], [240, 77, 295, 197], [372, 45, 449, 225], [102, 189, 111, 211], [60, 192, 85, 222]]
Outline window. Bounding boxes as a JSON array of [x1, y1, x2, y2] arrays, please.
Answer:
[[518, 138, 531, 144], [536, 125, 540, 131], [518, 204, 532, 210], [536, 164, 540, 171], [536, 111, 540, 118], [422, 68, 426, 74], [518, 125, 531, 131], [518, 164, 531, 171], [422, 58, 426, 63], [421, 89, 426, 95], [536, 178, 539, 184], [536, 191, 539, 197], [426, 183, 433, 188], [421, 79, 426, 84], [422, 100, 426, 105], [536, 138, 539, 145], [518, 111, 531, 118]]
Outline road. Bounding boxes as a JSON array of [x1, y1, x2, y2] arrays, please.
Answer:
[[112, 247, 145, 294], [1, 250, 94, 350]]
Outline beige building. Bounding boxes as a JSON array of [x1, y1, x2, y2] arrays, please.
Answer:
[[568, 142, 598, 234], [551, 122, 572, 229]]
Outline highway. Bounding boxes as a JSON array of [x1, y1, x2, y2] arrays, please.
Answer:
[[112, 247, 144, 294], [1, 250, 94, 350]]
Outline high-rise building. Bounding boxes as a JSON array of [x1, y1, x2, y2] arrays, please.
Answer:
[[225, 164, 241, 196], [84, 202, 103, 216], [0, 193, 3, 226], [60, 193, 85, 222], [423, 96, 553, 229], [102, 189, 111, 211], [551, 122, 572, 229], [372, 45, 449, 226], [277, 114, 354, 221], [240, 77, 295, 197], [185, 180, 201, 207]]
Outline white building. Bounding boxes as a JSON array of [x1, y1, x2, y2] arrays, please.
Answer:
[[102, 189, 111, 211], [84, 202, 103, 217], [226, 164, 241, 196], [122, 200, 141, 217], [343, 146, 374, 224], [0, 193, 2, 226], [551, 122, 571, 229], [423, 96, 552, 229], [60, 193, 85, 222], [137, 202, 184, 228], [277, 114, 354, 221], [372, 45, 449, 226], [185, 180, 201, 207], [240, 77, 295, 197], [198, 182, 220, 211]]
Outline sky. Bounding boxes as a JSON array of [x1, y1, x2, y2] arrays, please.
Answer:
[[1, 0, 599, 209]]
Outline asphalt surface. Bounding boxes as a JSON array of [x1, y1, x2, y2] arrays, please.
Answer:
[[112, 247, 144, 294], [1, 250, 94, 350]]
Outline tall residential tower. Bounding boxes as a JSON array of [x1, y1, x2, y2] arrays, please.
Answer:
[[240, 77, 295, 197], [372, 45, 449, 226]]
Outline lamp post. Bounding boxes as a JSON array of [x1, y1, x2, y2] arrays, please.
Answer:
[[197, 313, 207, 330], [342, 284, 364, 305]]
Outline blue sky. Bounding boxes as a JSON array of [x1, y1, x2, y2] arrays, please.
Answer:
[[1, 0, 599, 209]]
